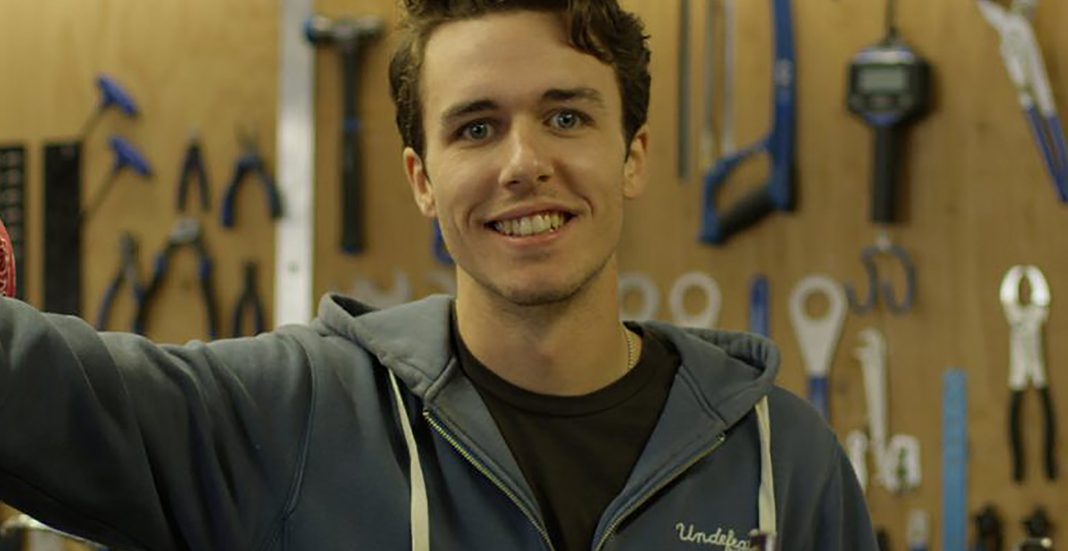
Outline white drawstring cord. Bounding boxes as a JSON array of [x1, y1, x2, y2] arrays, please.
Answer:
[[388, 371, 430, 551], [754, 396, 777, 537]]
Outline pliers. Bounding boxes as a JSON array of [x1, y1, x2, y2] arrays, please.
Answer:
[[94, 232, 144, 331], [977, 0, 1068, 202], [133, 218, 219, 339], [220, 129, 283, 228], [1000, 265, 1057, 482], [231, 261, 265, 337], [176, 135, 210, 212]]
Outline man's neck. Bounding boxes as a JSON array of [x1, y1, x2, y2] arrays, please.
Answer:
[[454, 268, 638, 396]]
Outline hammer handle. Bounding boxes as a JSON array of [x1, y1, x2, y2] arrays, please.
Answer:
[[340, 49, 363, 254]]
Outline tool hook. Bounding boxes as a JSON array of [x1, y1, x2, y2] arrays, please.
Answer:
[[845, 234, 916, 315]]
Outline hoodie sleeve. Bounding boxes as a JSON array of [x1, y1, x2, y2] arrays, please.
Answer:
[[0, 297, 313, 551], [810, 443, 880, 551]]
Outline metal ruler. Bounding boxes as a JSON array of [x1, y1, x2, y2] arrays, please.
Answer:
[[274, 0, 316, 325], [0, 145, 26, 300], [942, 368, 968, 551]]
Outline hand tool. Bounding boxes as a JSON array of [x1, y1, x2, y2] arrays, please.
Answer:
[[176, 134, 211, 212], [942, 368, 968, 551], [220, 128, 283, 228], [432, 220, 453, 265], [907, 509, 928, 551], [845, 430, 869, 492], [677, 0, 691, 181], [133, 218, 219, 339], [1018, 508, 1054, 551], [80, 135, 153, 225], [699, 0, 719, 169], [0, 514, 108, 550], [854, 327, 922, 492], [353, 270, 412, 309], [78, 74, 139, 139], [699, 0, 795, 246], [847, 0, 931, 225], [305, 13, 384, 254], [1000, 265, 1057, 482], [231, 261, 266, 337], [845, 229, 917, 315], [749, 275, 769, 336], [619, 272, 660, 321], [669, 271, 721, 329], [0, 145, 25, 299], [43, 142, 83, 315], [974, 504, 1004, 551], [789, 275, 847, 419], [0, 212, 14, 298], [94, 232, 144, 331], [977, 0, 1068, 203]]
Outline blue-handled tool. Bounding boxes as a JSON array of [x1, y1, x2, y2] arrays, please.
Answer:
[[978, 0, 1068, 203], [942, 369, 968, 551], [749, 275, 769, 336], [699, 0, 795, 245], [231, 261, 266, 337], [78, 74, 139, 139], [80, 135, 153, 224], [133, 218, 219, 339], [94, 232, 144, 331], [220, 128, 283, 228]]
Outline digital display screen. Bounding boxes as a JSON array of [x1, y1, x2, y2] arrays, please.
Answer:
[[858, 66, 908, 93]]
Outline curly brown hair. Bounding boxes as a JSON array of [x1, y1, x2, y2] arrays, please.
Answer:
[[388, 0, 651, 160]]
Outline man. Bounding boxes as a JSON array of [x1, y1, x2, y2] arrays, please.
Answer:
[[0, 0, 877, 549]]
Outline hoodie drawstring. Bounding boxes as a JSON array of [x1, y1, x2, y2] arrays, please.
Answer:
[[754, 396, 778, 537], [387, 369, 775, 549], [388, 370, 430, 551]]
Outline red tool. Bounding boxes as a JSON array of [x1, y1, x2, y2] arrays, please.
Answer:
[[0, 215, 15, 298]]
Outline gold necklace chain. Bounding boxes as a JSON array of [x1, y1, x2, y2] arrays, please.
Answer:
[[623, 324, 636, 371]]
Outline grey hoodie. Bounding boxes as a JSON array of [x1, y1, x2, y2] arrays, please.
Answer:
[[0, 294, 877, 550]]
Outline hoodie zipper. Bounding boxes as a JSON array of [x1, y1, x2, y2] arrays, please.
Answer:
[[424, 411, 557, 551], [593, 433, 728, 551]]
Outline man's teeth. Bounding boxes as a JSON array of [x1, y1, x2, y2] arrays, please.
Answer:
[[493, 212, 567, 237]]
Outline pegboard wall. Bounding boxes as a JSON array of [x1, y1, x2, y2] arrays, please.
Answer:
[[1, 0, 1066, 548]]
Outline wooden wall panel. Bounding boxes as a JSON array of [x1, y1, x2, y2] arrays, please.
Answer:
[[0, 0, 278, 344], [1, 0, 1066, 548]]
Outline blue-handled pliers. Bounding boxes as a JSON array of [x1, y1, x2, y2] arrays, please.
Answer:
[[978, 0, 1068, 203], [94, 232, 143, 331], [221, 129, 283, 228]]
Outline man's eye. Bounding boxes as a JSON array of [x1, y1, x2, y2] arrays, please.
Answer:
[[460, 121, 492, 141], [550, 110, 585, 130]]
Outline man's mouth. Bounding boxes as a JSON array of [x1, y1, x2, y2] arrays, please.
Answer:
[[489, 212, 572, 237]]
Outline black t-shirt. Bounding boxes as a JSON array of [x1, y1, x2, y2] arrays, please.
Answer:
[[452, 318, 681, 551]]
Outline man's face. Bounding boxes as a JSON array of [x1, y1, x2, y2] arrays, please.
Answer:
[[404, 10, 648, 307]]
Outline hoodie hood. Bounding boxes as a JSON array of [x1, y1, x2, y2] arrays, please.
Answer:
[[315, 293, 780, 429]]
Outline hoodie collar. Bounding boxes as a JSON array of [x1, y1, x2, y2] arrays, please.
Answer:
[[316, 293, 780, 427]]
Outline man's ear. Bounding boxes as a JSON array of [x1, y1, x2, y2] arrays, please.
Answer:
[[622, 125, 649, 199], [404, 147, 436, 217]]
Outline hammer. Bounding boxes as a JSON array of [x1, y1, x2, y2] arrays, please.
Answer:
[[305, 14, 383, 255]]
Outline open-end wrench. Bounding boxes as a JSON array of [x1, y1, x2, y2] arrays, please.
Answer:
[[789, 275, 847, 419]]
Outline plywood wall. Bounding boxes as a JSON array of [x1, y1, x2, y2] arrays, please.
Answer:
[[1, 0, 1066, 548]]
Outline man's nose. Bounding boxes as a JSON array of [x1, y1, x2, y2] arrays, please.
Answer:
[[498, 121, 553, 189]]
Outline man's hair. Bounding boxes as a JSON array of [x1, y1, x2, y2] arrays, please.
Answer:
[[388, 0, 651, 159]]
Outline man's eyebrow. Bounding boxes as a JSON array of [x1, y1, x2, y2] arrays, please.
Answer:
[[441, 99, 498, 127], [542, 87, 605, 107]]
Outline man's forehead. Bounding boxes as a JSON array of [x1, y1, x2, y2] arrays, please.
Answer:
[[419, 11, 617, 116]]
